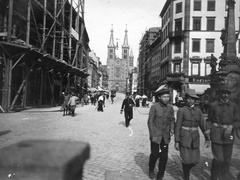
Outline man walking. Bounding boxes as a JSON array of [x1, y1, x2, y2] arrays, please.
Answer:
[[120, 92, 135, 127], [206, 85, 240, 180], [175, 89, 210, 180], [68, 92, 79, 117], [147, 88, 175, 180]]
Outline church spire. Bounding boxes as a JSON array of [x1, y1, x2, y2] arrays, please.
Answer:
[[108, 24, 115, 47], [122, 25, 129, 48], [130, 48, 134, 57]]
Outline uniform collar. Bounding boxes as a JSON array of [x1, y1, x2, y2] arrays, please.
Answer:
[[186, 104, 195, 110], [218, 99, 230, 106], [159, 101, 167, 107]]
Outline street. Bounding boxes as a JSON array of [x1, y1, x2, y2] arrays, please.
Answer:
[[0, 93, 240, 180]]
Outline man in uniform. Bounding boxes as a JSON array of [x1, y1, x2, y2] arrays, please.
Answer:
[[120, 92, 135, 127], [147, 88, 175, 180], [175, 89, 210, 180], [206, 85, 240, 180]]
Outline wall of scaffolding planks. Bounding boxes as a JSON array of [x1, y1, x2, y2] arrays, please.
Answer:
[[0, 0, 89, 112]]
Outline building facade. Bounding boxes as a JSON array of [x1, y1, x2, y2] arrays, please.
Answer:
[[107, 27, 134, 93], [159, 0, 240, 101], [137, 27, 160, 97]]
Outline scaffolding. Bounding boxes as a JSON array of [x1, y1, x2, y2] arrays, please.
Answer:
[[0, 0, 89, 112]]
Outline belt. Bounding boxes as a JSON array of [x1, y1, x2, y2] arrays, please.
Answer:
[[181, 126, 198, 131], [213, 123, 228, 128]]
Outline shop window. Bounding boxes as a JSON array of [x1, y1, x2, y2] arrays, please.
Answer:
[[205, 63, 211, 75], [174, 63, 181, 73], [192, 62, 200, 76]]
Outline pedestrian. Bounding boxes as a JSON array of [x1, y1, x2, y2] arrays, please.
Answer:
[[174, 89, 210, 180], [205, 85, 240, 180], [62, 92, 70, 116], [97, 93, 104, 112], [60, 92, 65, 111], [68, 92, 79, 117], [120, 92, 135, 127], [147, 88, 175, 180], [135, 94, 141, 107], [142, 94, 147, 107]]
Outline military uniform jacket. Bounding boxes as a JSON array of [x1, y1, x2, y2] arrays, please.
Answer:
[[147, 102, 174, 144], [175, 106, 206, 149], [207, 100, 240, 144], [121, 98, 135, 112]]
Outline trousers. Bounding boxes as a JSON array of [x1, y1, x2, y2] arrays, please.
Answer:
[[124, 109, 133, 127], [211, 142, 233, 180], [149, 138, 169, 178]]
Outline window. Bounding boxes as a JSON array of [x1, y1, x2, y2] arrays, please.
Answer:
[[192, 62, 200, 76], [176, 2, 182, 14], [124, 55, 127, 59], [174, 63, 181, 73], [206, 39, 215, 53], [109, 55, 113, 59], [174, 40, 181, 53], [194, 0, 201, 11], [124, 50, 127, 53], [175, 18, 182, 32], [207, 17, 215, 31], [205, 63, 211, 75], [207, 0, 215, 11], [192, 39, 201, 52], [110, 49, 113, 53], [193, 17, 201, 30]]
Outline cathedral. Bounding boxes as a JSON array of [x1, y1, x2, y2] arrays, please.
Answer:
[[107, 26, 134, 93]]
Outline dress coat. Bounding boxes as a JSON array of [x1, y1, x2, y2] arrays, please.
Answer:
[[175, 105, 207, 164], [147, 101, 175, 144]]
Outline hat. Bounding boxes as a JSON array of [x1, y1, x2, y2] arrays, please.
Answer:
[[217, 84, 231, 94], [156, 88, 170, 96], [185, 89, 199, 99]]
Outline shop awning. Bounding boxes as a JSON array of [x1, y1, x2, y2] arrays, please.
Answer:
[[155, 84, 168, 92], [188, 84, 210, 94]]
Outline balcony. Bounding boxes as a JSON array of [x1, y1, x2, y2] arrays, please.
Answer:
[[169, 30, 184, 41]]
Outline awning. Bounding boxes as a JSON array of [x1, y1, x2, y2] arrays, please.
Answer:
[[188, 84, 210, 94], [155, 84, 168, 92]]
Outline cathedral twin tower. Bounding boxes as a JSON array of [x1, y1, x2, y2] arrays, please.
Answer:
[[107, 26, 134, 93]]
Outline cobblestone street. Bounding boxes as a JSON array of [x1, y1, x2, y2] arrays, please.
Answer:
[[1, 93, 240, 180]]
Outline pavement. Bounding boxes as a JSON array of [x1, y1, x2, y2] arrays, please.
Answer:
[[0, 93, 240, 180]]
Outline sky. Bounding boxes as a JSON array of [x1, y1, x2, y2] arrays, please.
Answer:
[[84, 0, 166, 66]]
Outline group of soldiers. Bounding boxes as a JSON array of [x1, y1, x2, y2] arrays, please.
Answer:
[[146, 85, 240, 180]]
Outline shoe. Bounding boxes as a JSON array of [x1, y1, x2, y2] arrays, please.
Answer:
[[149, 170, 154, 179]]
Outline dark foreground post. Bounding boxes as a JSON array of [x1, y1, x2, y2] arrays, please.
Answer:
[[0, 140, 90, 180]]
